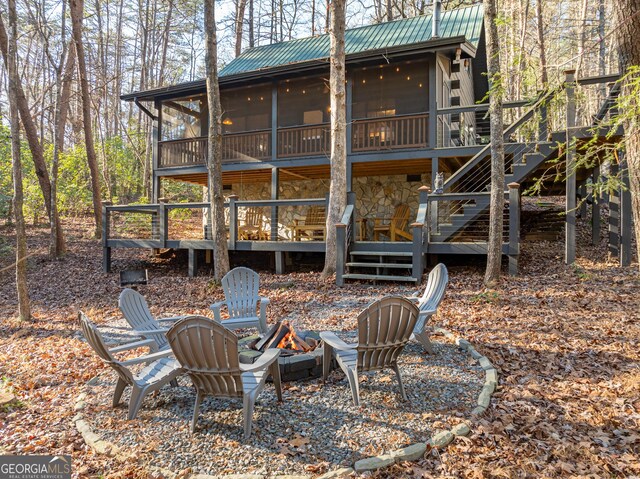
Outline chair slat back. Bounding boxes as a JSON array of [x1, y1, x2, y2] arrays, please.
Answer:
[[356, 297, 418, 372], [79, 312, 133, 385], [419, 263, 449, 313], [391, 204, 411, 231], [244, 208, 263, 228], [119, 288, 167, 348], [221, 267, 260, 319], [304, 206, 326, 226], [167, 316, 244, 398]]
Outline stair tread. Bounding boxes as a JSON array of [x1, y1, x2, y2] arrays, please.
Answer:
[[346, 262, 412, 268], [350, 251, 412, 256], [342, 273, 418, 282]]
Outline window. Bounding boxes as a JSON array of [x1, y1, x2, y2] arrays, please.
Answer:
[[352, 61, 428, 120], [161, 95, 207, 141]]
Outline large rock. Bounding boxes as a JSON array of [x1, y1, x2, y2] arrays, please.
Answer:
[[451, 423, 471, 437], [354, 454, 395, 472], [390, 443, 427, 462], [429, 431, 454, 449], [316, 471, 354, 479]]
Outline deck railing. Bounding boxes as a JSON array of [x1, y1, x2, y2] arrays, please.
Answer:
[[352, 113, 428, 151], [158, 137, 207, 168], [277, 123, 330, 158], [223, 130, 271, 161]]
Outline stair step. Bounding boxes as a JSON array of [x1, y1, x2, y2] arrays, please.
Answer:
[[342, 273, 418, 282], [346, 262, 412, 269], [350, 251, 412, 257]]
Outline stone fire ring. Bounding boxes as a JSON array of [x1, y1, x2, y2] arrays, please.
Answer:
[[237, 332, 336, 382]]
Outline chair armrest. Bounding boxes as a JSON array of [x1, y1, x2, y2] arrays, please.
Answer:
[[120, 348, 174, 366], [407, 295, 421, 303], [418, 307, 437, 317], [210, 301, 227, 322], [138, 327, 169, 335], [319, 332, 357, 351], [240, 348, 280, 372], [109, 338, 156, 353], [157, 315, 188, 324]]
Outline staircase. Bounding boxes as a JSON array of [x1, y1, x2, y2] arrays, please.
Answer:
[[336, 74, 621, 285]]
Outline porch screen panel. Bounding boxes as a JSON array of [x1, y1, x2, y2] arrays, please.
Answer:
[[277, 78, 330, 127], [221, 84, 272, 133], [352, 61, 428, 119], [160, 94, 208, 167]]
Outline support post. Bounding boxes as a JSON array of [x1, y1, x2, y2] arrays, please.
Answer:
[[411, 186, 430, 283], [228, 194, 238, 250], [592, 166, 600, 245], [608, 162, 621, 258], [430, 157, 439, 232], [565, 70, 577, 265], [537, 89, 548, 142], [619, 152, 632, 267], [188, 249, 198, 278], [336, 223, 346, 286], [508, 182, 521, 276], [428, 57, 438, 148], [578, 183, 587, 219], [271, 83, 278, 160], [152, 100, 161, 203], [102, 201, 112, 273], [271, 167, 284, 273], [346, 75, 353, 156], [158, 198, 168, 248]]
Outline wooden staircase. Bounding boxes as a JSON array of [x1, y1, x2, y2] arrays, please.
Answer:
[[342, 249, 417, 283]]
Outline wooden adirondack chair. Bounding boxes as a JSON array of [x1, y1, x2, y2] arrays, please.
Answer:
[[79, 312, 183, 420], [291, 206, 326, 241], [238, 208, 269, 240], [320, 296, 419, 406], [119, 288, 187, 351], [407, 263, 449, 354], [210, 267, 269, 334], [373, 203, 412, 241], [166, 316, 282, 438]]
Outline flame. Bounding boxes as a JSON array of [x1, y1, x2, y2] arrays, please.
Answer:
[[277, 322, 302, 350]]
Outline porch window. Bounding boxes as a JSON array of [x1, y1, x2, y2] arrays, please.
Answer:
[[160, 94, 207, 141], [278, 78, 330, 127]]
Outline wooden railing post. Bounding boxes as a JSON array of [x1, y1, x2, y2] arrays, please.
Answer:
[[157, 198, 168, 248], [228, 195, 238, 250], [411, 186, 430, 283], [565, 69, 577, 265], [102, 201, 112, 273], [336, 223, 346, 286], [537, 89, 548, 142], [508, 182, 521, 275]]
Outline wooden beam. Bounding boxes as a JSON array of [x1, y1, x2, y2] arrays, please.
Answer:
[[565, 70, 577, 265]]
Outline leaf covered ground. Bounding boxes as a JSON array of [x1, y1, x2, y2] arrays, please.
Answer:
[[0, 217, 638, 478]]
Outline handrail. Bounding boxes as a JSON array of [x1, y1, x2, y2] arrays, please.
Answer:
[[443, 86, 564, 191], [234, 198, 325, 207], [336, 193, 356, 286], [352, 111, 428, 122]]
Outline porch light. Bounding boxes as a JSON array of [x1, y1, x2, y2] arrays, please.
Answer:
[[223, 118, 233, 125], [247, 97, 251, 101], [286, 88, 290, 92], [396, 67, 400, 72], [362, 79, 366, 84], [419, 83, 423, 88], [407, 76, 411, 81], [379, 75, 383, 80]]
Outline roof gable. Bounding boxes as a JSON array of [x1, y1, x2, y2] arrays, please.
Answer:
[[220, 4, 484, 78]]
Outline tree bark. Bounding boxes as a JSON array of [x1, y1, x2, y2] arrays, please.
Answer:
[[536, 0, 548, 85], [204, 0, 230, 281], [6, 0, 31, 321], [483, 0, 505, 287], [0, 16, 65, 251], [614, 0, 640, 269], [235, 0, 248, 57], [70, 0, 103, 238], [321, 0, 347, 279]]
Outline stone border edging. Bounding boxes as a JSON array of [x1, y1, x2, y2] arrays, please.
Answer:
[[74, 328, 498, 479]]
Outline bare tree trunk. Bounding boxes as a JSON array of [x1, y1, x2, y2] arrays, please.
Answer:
[[575, 0, 589, 79], [204, 0, 230, 281], [536, 0, 548, 85], [0, 16, 65, 249], [386, 0, 393, 21], [6, 0, 31, 321], [614, 0, 640, 269], [321, 0, 346, 279], [249, 0, 255, 47], [70, 0, 102, 238], [235, 0, 247, 57], [483, 0, 505, 287]]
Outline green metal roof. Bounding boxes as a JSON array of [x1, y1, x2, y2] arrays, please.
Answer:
[[220, 4, 484, 78]]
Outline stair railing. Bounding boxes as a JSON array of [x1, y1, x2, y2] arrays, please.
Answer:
[[336, 192, 356, 286], [443, 86, 566, 193], [411, 186, 430, 283]]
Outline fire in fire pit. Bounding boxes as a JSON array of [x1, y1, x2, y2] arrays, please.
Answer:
[[249, 321, 320, 357]]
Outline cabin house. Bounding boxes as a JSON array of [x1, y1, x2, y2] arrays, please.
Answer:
[[107, 3, 626, 283]]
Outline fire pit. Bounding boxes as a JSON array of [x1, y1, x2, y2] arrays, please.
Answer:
[[238, 321, 335, 382]]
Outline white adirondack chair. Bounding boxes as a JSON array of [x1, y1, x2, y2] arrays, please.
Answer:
[[166, 316, 282, 438], [119, 288, 187, 351], [210, 267, 269, 334], [408, 263, 448, 354], [320, 296, 419, 406], [79, 312, 183, 420]]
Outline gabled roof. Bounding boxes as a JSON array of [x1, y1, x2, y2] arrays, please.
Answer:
[[220, 4, 484, 78]]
